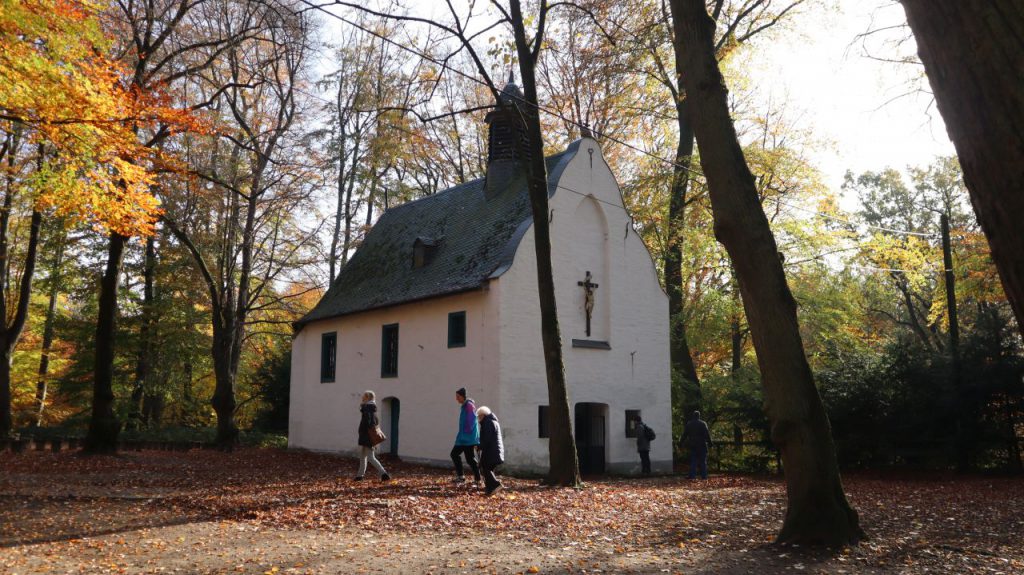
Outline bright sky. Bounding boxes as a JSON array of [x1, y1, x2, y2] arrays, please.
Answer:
[[744, 0, 955, 205], [315, 0, 956, 209]]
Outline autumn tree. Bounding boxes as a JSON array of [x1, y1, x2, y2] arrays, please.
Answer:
[[845, 158, 974, 353], [669, 0, 862, 545], [75, 0, 273, 451], [163, 1, 318, 447], [316, 18, 439, 280], [661, 0, 807, 407], [32, 219, 71, 426], [0, 0, 167, 438], [898, 2, 1024, 338], [0, 131, 41, 437]]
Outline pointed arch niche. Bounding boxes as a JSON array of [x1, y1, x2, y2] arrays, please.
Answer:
[[572, 195, 610, 343]]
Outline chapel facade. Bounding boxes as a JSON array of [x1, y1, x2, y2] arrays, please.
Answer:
[[288, 81, 671, 475]]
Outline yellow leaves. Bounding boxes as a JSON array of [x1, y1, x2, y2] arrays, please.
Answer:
[[1, 0, 195, 238]]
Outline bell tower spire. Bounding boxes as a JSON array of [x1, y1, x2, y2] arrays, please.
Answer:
[[483, 74, 530, 198]]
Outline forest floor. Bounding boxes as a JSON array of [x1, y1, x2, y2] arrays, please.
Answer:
[[1, 448, 1022, 574]]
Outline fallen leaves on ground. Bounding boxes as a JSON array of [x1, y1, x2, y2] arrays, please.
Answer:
[[1, 448, 1023, 574]]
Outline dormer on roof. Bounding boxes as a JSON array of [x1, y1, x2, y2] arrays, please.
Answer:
[[413, 236, 442, 269]]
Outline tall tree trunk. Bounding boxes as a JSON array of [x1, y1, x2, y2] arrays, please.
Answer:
[[0, 147, 41, 436], [130, 235, 156, 428], [1005, 396, 1022, 473], [211, 316, 238, 448], [328, 77, 348, 283], [0, 176, 12, 436], [665, 108, 702, 401], [364, 175, 378, 227], [0, 345, 12, 436], [341, 161, 357, 266], [85, 232, 128, 453], [730, 271, 743, 374], [35, 225, 66, 426], [0, 134, 18, 436], [509, 0, 580, 487], [671, 0, 862, 545], [895, 277, 936, 351], [900, 0, 1024, 337], [341, 130, 362, 267]]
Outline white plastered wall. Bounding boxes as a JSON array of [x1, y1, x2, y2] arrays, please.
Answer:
[[288, 288, 502, 465], [498, 137, 672, 474]]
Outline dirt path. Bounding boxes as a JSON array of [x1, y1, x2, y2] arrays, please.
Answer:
[[2, 449, 1022, 574], [3, 520, 715, 574]]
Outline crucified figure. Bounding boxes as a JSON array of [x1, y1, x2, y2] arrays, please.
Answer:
[[578, 271, 599, 337]]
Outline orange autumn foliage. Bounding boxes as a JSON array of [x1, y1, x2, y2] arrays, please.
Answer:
[[0, 0, 202, 237]]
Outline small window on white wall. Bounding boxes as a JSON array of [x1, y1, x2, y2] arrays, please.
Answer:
[[381, 324, 399, 377], [320, 332, 337, 383], [538, 405, 550, 438], [448, 311, 466, 348], [625, 410, 642, 438]]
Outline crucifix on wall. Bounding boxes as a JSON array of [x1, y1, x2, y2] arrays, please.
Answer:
[[577, 270, 599, 337]]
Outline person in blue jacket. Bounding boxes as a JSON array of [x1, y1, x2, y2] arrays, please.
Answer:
[[451, 387, 481, 484]]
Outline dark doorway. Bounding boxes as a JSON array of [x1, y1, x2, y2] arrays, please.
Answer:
[[575, 402, 607, 475], [381, 397, 400, 457]]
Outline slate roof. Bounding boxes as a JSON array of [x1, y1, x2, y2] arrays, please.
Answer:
[[296, 141, 581, 328]]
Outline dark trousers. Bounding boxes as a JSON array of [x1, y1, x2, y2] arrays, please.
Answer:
[[688, 447, 708, 479], [451, 445, 480, 480], [639, 450, 651, 475], [482, 461, 502, 491]]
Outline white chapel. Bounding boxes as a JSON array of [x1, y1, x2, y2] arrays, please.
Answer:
[[289, 80, 671, 475]]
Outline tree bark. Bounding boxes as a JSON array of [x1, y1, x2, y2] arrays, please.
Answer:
[[665, 108, 702, 399], [671, 0, 862, 545], [85, 232, 128, 453], [509, 0, 580, 487], [329, 75, 348, 283], [730, 298, 742, 373], [35, 224, 65, 426], [0, 184, 41, 434], [130, 235, 156, 428], [0, 135, 20, 436], [900, 0, 1024, 337], [894, 275, 935, 352]]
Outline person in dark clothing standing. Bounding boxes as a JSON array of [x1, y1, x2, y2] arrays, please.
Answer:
[[635, 417, 654, 476], [680, 410, 712, 479], [451, 387, 481, 485], [355, 390, 390, 481], [475, 405, 504, 495]]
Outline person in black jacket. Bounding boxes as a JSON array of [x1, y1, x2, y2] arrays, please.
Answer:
[[679, 410, 712, 479], [475, 406, 504, 495], [355, 390, 390, 481], [635, 417, 653, 476]]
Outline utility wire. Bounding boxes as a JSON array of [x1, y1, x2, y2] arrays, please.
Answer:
[[297, 0, 704, 174], [845, 263, 939, 273], [298, 0, 941, 242], [768, 196, 939, 238]]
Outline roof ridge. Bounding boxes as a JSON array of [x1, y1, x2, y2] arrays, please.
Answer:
[[385, 175, 485, 213], [383, 147, 573, 214], [296, 143, 581, 328]]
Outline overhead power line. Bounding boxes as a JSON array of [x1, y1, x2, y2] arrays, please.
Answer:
[[297, 0, 938, 241]]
